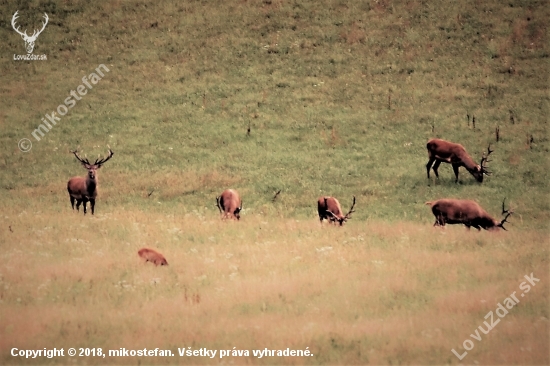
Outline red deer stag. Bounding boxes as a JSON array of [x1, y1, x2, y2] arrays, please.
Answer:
[[317, 196, 356, 226], [138, 248, 168, 266], [216, 189, 242, 220], [425, 198, 513, 231], [67, 149, 114, 215], [426, 139, 493, 183]]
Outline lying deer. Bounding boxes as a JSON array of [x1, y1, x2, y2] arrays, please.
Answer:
[[138, 248, 168, 266]]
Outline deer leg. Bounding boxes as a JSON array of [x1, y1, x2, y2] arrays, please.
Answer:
[[452, 163, 460, 183], [90, 198, 95, 215], [426, 158, 435, 179], [317, 209, 328, 225], [75, 199, 82, 212], [434, 218, 445, 228], [216, 197, 223, 214], [432, 160, 441, 178], [70, 196, 76, 210], [82, 198, 88, 214]]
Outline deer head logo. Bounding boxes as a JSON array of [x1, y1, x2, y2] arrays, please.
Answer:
[[11, 11, 48, 54]]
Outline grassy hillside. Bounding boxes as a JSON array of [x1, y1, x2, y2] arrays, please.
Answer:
[[0, 0, 548, 364]]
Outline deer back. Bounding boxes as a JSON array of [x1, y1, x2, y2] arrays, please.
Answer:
[[431, 199, 499, 224], [429, 139, 477, 168], [428, 199, 478, 220], [428, 198, 511, 230], [318, 196, 344, 218], [218, 189, 242, 219]]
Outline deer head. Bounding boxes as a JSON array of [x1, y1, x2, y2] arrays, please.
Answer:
[[326, 196, 356, 226], [234, 201, 242, 220], [12, 11, 48, 54], [472, 144, 493, 182], [72, 149, 114, 180]]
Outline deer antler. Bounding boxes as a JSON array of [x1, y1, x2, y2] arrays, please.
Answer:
[[480, 144, 494, 175], [11, 11, 27, 38], [11, 11, 48, 39], [499, 198, 514, 230], [71, 150, 91, 166], [31, 13, 48, 39], [325, 210, 338, 220], [94, 149, 114, 166], [344, 196, 356, 220]]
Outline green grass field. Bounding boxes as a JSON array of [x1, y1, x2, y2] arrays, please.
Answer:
[[0, 0, 548, 364]]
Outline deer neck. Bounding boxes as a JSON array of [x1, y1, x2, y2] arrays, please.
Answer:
[[86, 175, 97, 194], [459, 152, 478, 171]]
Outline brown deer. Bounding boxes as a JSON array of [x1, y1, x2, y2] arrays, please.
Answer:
[[216, 189, 242, 220], [425, 198, 513, 231], [426, 139, 493, 183], [67, 149, 114, 215], [317, 196, 356, 226], [138, 248, 168, 266]]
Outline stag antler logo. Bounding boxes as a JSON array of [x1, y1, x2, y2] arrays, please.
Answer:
[[11, 10, 48, 54]]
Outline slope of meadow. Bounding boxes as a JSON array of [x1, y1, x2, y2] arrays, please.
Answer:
[[0, 0, 548, 364]]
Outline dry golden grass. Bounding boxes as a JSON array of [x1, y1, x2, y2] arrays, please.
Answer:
[[0, 208, 547, 365]]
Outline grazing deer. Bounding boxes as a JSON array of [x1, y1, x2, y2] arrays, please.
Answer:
[[317, 196, 356, 226], [67, 149, 114, 215], [426, 139, 493, 183], [216, 189, 242, 220], [138, 248, 168, 266], [425, 198, 513, 231]]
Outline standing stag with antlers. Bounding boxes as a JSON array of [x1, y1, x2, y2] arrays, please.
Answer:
[[67, 149, 114, 215], [426, 138, 493, 183]]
